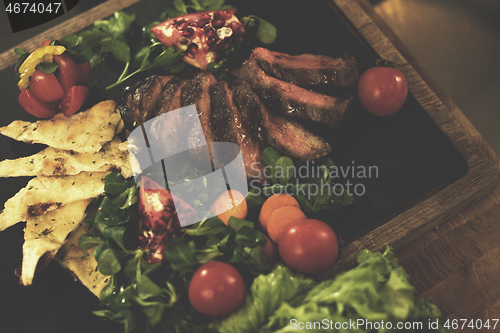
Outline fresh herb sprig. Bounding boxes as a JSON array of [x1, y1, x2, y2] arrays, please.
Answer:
[[246, 147, 354, 214], [74, 11, 185, 90]]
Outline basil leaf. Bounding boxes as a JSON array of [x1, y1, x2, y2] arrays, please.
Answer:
[[35, 62, 58, 74]]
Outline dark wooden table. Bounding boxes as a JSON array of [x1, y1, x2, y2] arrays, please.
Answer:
[[353, 0, 500, 328]]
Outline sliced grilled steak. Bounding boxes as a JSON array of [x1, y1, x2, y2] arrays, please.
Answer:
[[231, 79, 331, 162], [211, 81, 265, 180], [251, 47, 358, 87], [119, 75, 174, 127], [232, 59, 351, 128], [146, 74, 195, 160], [179, 72, 218, 169]]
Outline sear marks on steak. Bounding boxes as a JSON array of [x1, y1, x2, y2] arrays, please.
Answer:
[[232, 59, 352, 128], [146, 74, 195, 158], [180, 72, 218, 168], [231, 79, 331, 162], [251, 47, 359, 87], [119, 75, 175, 127], [210, 81, 265, 180]]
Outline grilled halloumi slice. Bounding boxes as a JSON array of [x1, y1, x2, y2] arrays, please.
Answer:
[[21, 199, 92, 286], [0, 137, 132, 178], [0, 171, 108, 232], [0, 100, 124, 153]]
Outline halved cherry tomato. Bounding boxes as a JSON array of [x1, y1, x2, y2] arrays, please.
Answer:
[[60, 85, 89, 116], [54, 53, 79, 93], [29, 69, 66, 102], [18, 88, 58, 118]]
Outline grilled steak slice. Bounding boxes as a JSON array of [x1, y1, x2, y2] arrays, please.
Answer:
[[231, 79, 331, 162], [119, 75, 174, 127], [211, 81, 265, 180], [251, 47, 358, 87], [232, 59, 351, 128], [178, 72, 218, 169], [145, 74, 194, 159]]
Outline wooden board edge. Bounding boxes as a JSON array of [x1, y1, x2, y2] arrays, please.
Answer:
[[0, 0, 143, 72]]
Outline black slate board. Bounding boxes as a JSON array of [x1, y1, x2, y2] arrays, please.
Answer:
[[0, 0, 467, 332]]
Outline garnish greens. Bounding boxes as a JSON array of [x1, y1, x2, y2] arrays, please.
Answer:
[[246, 147, 353, 214], [80, 173, 269, 332], [79, 166, 447, 332]]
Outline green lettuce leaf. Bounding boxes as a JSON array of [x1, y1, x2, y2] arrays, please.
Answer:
[[210, 265, 316, 333]]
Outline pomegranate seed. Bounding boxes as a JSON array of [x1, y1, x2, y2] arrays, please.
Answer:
[[185, 43, 199, 59]]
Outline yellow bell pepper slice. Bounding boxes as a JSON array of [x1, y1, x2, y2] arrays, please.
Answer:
[[17, 45, 66, 90]]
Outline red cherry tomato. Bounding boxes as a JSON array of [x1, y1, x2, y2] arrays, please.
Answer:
[[29, 69, 66, 102], [18, 88, 58, 118], [60, 85, 89, 116], [279, 219, 338, 275], [54, 53, 79, 93], [357, 67, 408, 116], [188, 261, 246, 317], [41, 39, 52, 47], [75, 61, 90, 86]]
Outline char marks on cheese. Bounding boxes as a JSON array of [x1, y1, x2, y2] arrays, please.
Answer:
[[0, 100, 123, 153]]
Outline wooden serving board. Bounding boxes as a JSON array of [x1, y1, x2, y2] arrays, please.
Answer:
[[0, 0, 498, 332]]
